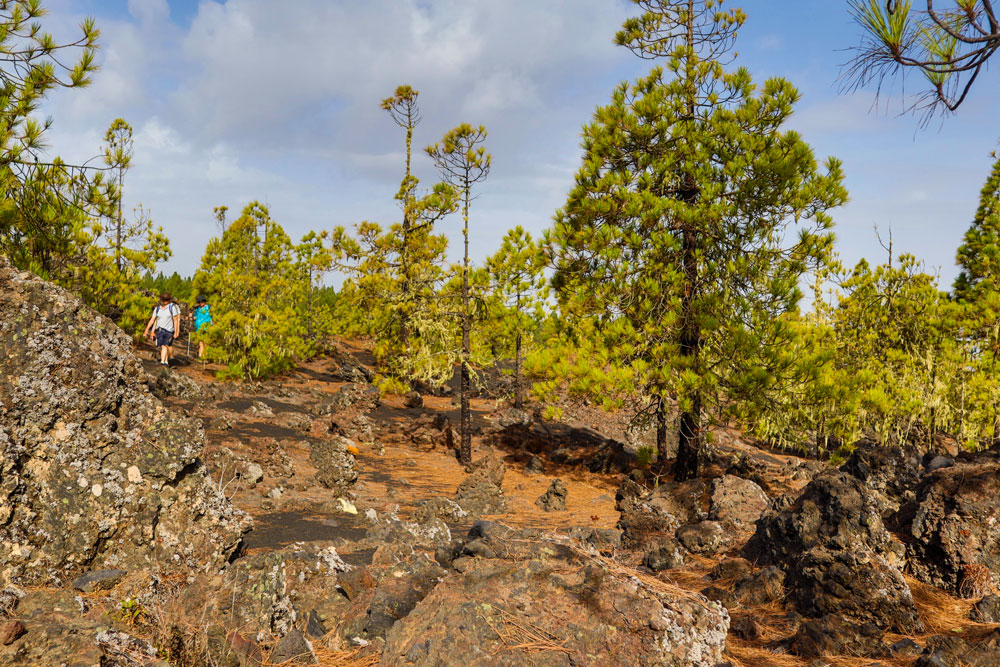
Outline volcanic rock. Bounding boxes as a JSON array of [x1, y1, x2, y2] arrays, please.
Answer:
[[382, 524, 730, 666], [840, 440, 921, 517], [0, 257, 248, 585], [309, 435, 359, 492], [904, 459, 1000, 595], [709, 474, 769, 529], [535, 478, 568, 511], [745, 470, 921, 633]]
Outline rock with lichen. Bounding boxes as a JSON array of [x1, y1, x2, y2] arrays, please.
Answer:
[[0, 257, 249, 585]]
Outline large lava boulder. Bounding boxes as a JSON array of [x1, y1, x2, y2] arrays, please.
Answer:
[[744, 470, 921, 633], [904, 458, 1000, 595], [839, 439, 921, 517], [382, 523, 729, 667], [0, 258, 249, 585]]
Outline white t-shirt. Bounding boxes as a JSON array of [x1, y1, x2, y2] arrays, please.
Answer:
[[154, 303, 181, 332]]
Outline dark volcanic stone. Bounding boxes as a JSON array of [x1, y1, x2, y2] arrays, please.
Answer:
[[535, 479, 567, 512], [643, 538, 686, 572], [71, 569, 127, 593], [971, 595, 1000, 623], [915, 631, 1000, 667], [790, 615, 886, 659], [676, 521, 726, 556], [840, 440, 921, 516], [905, 460, 1000, 595], [269, 628, 316, 664], [888, 638, 923, 657], [745, 470, 921, 633]]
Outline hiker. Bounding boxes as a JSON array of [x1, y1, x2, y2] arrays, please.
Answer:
[[143, 292, 182, 367], [190, 294, 213, 358]]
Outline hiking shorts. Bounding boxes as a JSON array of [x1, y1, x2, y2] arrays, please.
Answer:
[[155, 327, 175, 347]]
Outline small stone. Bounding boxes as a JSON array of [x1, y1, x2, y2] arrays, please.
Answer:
[[243, 463, 264, 486], [730, 616, 760, 640], [337, 498, 358, 515], [403, 391, 423, 409], [676, 520, 726, 555], [524, 456, 545, 475], [71, 569, 127, 593], [888, 638, 922, 657], [268, 487, 283, 500], [91, 484, 103, 497], [0, 620, 26, 646], [970, 595, 1000, 623], [535, 479, 568, 512], [305, 610, 327, 639], [126, 466, 143, 484], [925, 455, 954, 472], [643, 538, 686, 571], [269, 628, 316, 664]]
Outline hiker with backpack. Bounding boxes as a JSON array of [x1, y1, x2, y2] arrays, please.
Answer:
[[190, 294, 213, 359], [143, 292, 182, 367]]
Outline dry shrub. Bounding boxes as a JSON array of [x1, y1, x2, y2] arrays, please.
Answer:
[[959, 563, 993, 599]]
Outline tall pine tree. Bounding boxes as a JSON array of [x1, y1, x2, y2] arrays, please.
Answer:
[[548, 0, 847, 480]]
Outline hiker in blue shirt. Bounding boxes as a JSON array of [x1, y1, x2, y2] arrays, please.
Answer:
[[191, 295, 213, 359]]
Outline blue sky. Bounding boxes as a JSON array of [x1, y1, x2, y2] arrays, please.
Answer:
[[40, 0, 1000, 289]]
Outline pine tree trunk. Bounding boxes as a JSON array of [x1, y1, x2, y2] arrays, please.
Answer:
[[514, 331, 523, 410], [673, 189, 701, 481], [460, 186, 472, 465], [655, 395, 668, 465]]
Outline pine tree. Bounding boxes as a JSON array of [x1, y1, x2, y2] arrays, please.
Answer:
[[483, 226, 549, 409], [954, 154, 1000, 442], [332, 86, 456, 382], [548, 0, 848, 480], [193, 202, 309, 379], [427, 124, 492, 465], [0, 1, 99, 249], [103, 118, 133, 274]]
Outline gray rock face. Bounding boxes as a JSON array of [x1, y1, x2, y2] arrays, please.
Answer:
[[0, 258, 249, 585], [308, 435, 359, 492], [905, 460, 1000, 595], [745, 470, 921, 634], [382, 524, 729, 667], [709, 474, 769, 529]]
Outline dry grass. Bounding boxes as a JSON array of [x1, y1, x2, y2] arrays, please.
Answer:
[[908, 574, 978, 634], [479, 605, 574, 658], [295, 647, 378, 667]]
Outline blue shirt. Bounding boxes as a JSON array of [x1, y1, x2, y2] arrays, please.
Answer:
[[194, 304, 212, 329]]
